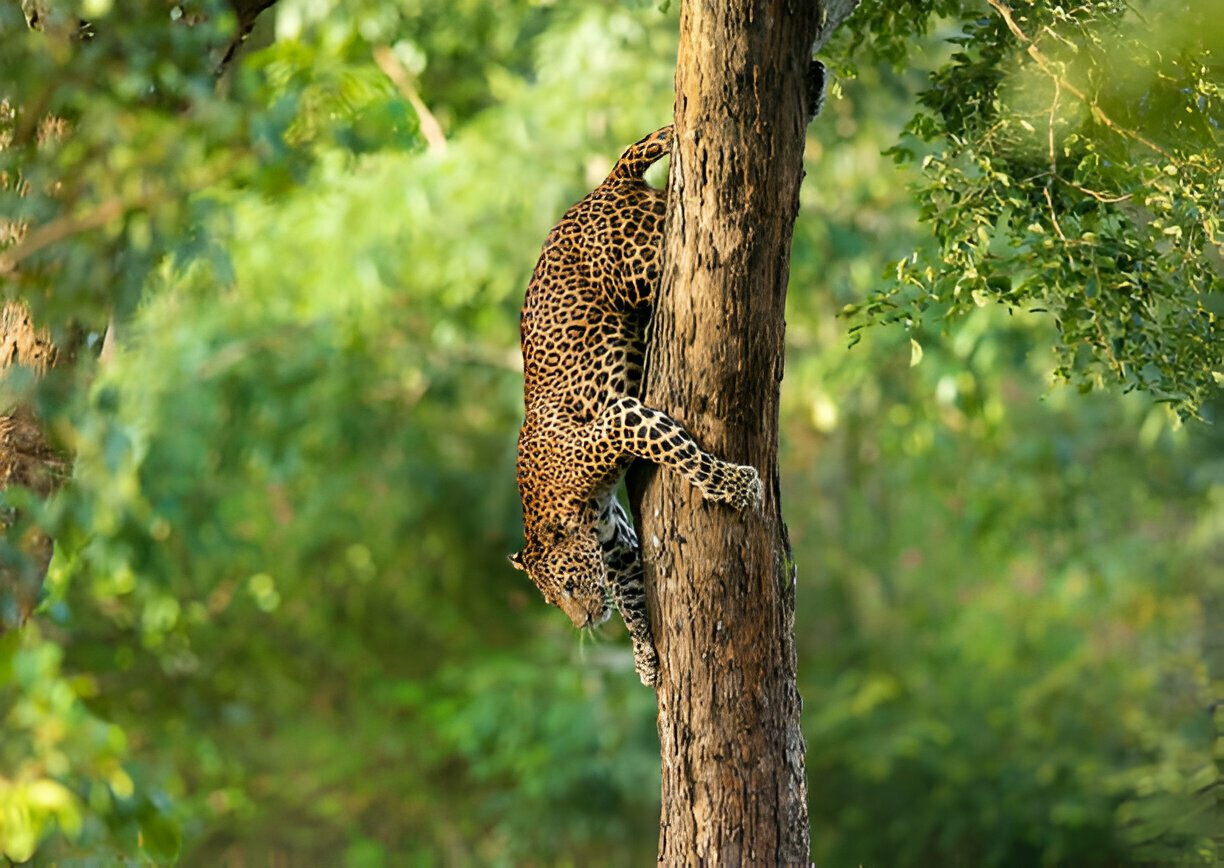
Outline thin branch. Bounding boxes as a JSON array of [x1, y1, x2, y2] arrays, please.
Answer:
[[811, 0, 862, 51], [373, 46, 448, 155], [0, 196, 130, 277], [217, 0, 279, 77], [1059, 179, 1132, 203], [1044, 186, 1067, 241], [1043, 78, 1067, 239], [1047, 76, 1060, 174]]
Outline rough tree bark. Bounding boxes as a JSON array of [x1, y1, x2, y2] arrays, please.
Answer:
[[628, 0, 858, 862]]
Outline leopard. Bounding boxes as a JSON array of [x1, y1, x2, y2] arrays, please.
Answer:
[[508, 126, 762, 688], [510, 60, 826, 688]]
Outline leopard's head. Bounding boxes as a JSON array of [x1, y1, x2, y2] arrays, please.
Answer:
[[510, 528, 610, 629]]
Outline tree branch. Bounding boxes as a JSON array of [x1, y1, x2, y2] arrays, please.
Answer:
[[372, 46, 448, 155], [0, 197, 130, 278], [217, 0, 279, 75], [813, 0, 862, 50]]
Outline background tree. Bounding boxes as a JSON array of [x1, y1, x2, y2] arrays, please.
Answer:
[[0, 0, 284, 630]]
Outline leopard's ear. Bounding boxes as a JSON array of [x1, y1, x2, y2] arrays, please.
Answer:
[[508, 551, 526, 571]]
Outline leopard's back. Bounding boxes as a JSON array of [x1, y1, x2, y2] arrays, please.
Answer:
[[519, 174, 666, 425]]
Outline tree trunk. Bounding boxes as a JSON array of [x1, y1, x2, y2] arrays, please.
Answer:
[[629, 0, 857, 861], [1, 50, 68, 628], [0, 302, 64, 628]]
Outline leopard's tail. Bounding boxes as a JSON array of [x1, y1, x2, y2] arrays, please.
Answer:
[[609, 124, 673, 182], [610, 67, 820, 182]]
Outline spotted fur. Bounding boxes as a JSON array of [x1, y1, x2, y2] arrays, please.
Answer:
[[509, 124, 764, 687]]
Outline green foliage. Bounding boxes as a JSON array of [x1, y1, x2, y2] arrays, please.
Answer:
[[786, 55, 1222, 862], [6, 3, 677, 862], [0, 0, 420, 329], [0, 625, 182, 864], [1, 0, 1221, 864], [790, 318, 1220, 864], [840, 0, 1223, 417], [248, 41, 418, 154]]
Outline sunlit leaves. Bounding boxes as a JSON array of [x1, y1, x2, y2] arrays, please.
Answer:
[[0, 0, 425, 327], [246, 40, 419, 154], [843, 0, 1223, 417], [0, 626, 140, 862]]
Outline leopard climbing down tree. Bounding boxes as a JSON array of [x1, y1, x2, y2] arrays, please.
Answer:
[[510, 124, 763, 688]]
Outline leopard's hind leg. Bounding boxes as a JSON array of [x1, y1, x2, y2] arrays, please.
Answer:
[[595, 494, 657, 686]]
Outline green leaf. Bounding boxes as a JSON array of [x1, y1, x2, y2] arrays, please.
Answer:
[[139, 809, 181, 862]]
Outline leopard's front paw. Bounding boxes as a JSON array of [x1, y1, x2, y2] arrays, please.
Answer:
[[731, 464, 763, 511], [705, 463, 762, 512]]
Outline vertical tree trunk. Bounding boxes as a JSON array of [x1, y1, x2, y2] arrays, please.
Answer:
[[1, 51, 67, 628], [629, 0, 856, 861], [0, 302, 64, 628]]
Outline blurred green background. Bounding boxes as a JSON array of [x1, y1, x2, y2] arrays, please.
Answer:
[[1, 0, 1220, 864]]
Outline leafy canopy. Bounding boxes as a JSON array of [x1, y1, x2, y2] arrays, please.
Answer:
[[841, 0, 1223, 418]]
